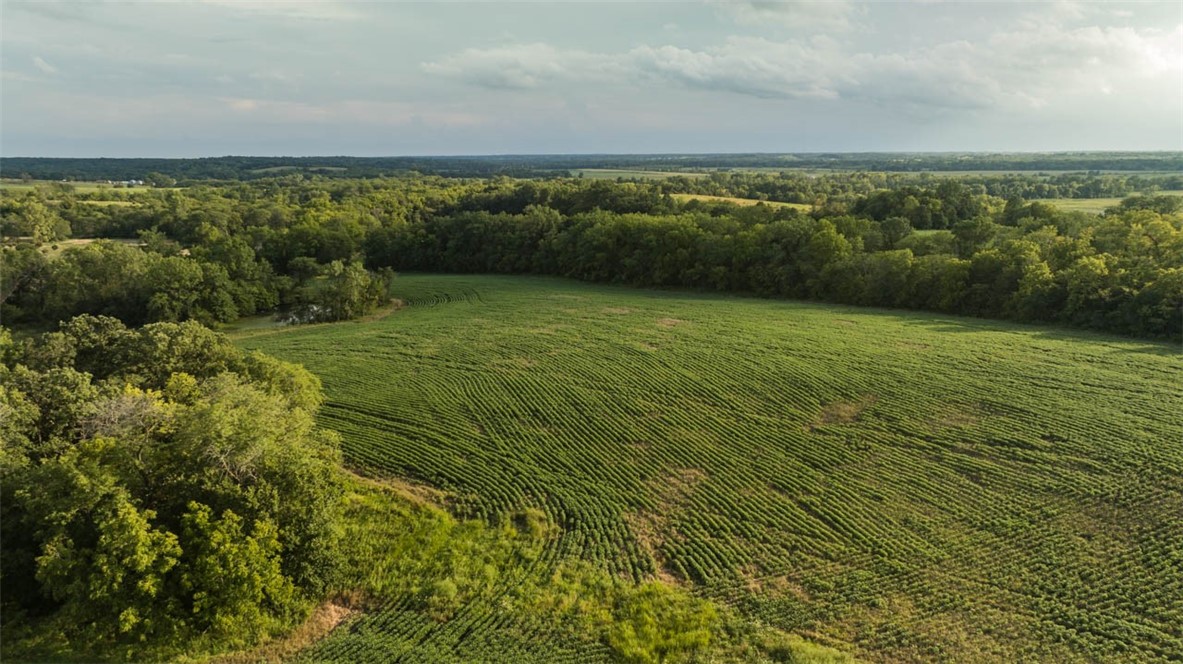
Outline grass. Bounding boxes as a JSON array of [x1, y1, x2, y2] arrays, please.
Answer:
[[569, 169, 710, 180], [2, 237, 143, 259], [1035, 190, 1183, 214], [238, 274, 1183, 662], [0, 179, 181, 194], [670, 193, 812, 210], [249, 166, 348, 174], [75, 200, 138, 207], [1, 179, 133, 194]]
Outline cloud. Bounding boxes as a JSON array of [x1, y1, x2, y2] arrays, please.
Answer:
[[628, 38, 846, 100], [422, 43, 618, 90], [219, 97, 485, 128], [423, 20, 1183, 112], [714, 1, 856, 31], [196, 0, 361, 21], [226, 98, 260, 112], [32, 56, 58, 74]]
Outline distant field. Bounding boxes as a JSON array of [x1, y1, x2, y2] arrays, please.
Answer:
[[76, 199, 137, 207], [1036, 190, 1183, 214], [249, 165, 349, 174], [570, 168, 709, 180], [671, 193, 812, 210], [1, 179, 121, 194], [240, 275, 1183, 662], [0, 179, 173, 194], [26, 237, 140, 258]]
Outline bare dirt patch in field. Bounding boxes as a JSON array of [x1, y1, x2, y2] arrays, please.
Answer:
[[212, 599, 359, 663], [347, 469, 450, 509], [624, 468, 708, 585], [933, 403, 986, 430], [809, 395, 878, 430]]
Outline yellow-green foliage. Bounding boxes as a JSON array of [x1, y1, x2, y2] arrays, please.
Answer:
[[301, 478, 814, 663]]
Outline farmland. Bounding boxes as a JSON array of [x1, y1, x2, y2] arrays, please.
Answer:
[[239, 274, 1183, 662], [570, 169, 710, 180], [0, 179, 155, 194], [669, 193, 812, 210], [1035, 190, 1183, 214]]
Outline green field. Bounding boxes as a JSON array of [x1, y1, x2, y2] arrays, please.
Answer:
[[570, 169, 710, 180], [0, 179, 142, 194], [239, 275, 1183, 662], [670, 193, 812, 210], [249, 165, 349, 174], [1036, 190, 1183, 214]]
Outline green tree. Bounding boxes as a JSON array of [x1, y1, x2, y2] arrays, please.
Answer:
[[24, 439, 182, 641], [179, 502, 296, 643], [952, 217, 998, 258]]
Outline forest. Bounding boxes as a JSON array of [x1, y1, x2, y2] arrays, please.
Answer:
[[3, 172, 1181, 339], [3, 151, 1182, 182], [1, 163, 1182, 661]]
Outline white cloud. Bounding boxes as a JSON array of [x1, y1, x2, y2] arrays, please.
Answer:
[[423, 20, 1183, 113], [714, 0, 856, 31], [196, 0, 361, 21], [226, 98, 260, 112], [628, 37, 846, 100], [32, 56, 58, 74], [422, 43, 618, 90]]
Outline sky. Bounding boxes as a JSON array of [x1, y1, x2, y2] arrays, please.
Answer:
[[1, 0, 1181, 157]]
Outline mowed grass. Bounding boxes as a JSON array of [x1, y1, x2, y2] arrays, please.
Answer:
[[239, 275, 1183, 662], [671, 193, 812, 210]]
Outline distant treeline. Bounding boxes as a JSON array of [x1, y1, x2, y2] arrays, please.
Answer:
[[366, 201, 1182, 340], [656, 171, 1183, 206], [2, 176, 1180, 339], [3, 151, 1181, 182]]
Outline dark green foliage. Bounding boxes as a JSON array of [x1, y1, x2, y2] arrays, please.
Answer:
[[3, 152, 1181, 181], [0, 316, 345, 657], [370, 203, 1181, 339], [4, 172, 1178, 337], [284, 260, 392, 324]]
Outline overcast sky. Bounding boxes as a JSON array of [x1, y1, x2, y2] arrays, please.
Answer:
[[2, 1, 1181, 157]]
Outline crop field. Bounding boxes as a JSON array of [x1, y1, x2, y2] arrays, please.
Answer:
[[239, 275, 1183, 662], [670, 193, 812, 210]]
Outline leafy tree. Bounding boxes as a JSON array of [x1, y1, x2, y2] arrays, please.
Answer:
[[143, 172, 177, 188], [1, 318, 345, 653], [880, 216, 913, 248], [952, 217, 998, 258], [179, 503, 296, 643], [23, 440, 182, 641]]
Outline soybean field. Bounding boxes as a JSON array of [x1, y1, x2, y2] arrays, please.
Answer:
[[239, 275, 1183, 662]]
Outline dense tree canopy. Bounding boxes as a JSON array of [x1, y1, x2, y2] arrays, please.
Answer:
[[0, 318, 344, 653], [2, 173, 1180, 339]]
